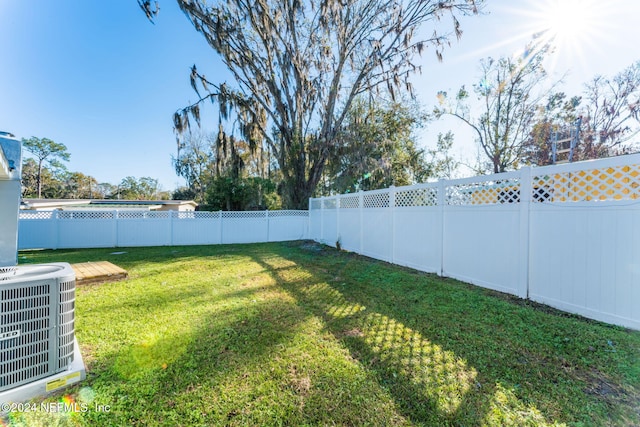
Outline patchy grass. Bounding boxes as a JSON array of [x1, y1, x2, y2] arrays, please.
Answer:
[[5, 242, 640, 426]]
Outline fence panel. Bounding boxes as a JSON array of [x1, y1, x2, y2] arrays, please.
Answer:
[[267, 211, 309, 241], [116, 212, 171, 247], [393, 184, 441, 273], [529, 202, 640, 329], [17, 211, 56, 249], [220, 212, 267, 244], [443, 205, 521, 295], [171, 211, 222, 245], [394, 207, 440, 273], [19, 210, 309, 250], [56, 211, 117, 248], [337, 195, 361, 252], [308, 153, 640, 330], [320, 198, 337, 246]]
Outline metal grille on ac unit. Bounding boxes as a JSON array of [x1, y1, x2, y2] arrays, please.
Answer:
[[0, 264, 76, 392]]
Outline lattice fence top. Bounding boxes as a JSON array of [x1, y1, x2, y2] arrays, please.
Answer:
[[532, 164, 640, 202], [118, 211, 170, 219], [175, 211, 217, 219], [446, 178, 521, 205], [267, 210, 309, 217], [57, 211, 116, 220], [19, 211, 54, 220], [363, 192, 390, 208], [339, 195, 360, 209], [395, 187, 438, 207], [221, 211, 267, 219], [310, 199, 322, 210]]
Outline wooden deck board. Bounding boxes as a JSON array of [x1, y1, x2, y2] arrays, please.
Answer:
[[71, 261, 128, 284]]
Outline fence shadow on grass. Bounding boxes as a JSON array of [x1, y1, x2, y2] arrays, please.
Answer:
[[250, 243, 588, 426]]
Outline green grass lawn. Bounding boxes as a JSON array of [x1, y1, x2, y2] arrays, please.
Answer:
[[5, 241, 640, 426]]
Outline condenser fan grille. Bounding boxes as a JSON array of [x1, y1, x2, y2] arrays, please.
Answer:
[[0, 283, 53, 391], [57, 280, 76, 370]]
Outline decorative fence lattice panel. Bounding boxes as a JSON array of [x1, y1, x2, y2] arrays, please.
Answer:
[[18, 211, 54, 220], [532, 164, 640, 202], [176, 211, 218, 219], [339, 196, 360, 209], [395, 187, 438, 207], [221, 211, 266, 219], [363, 192, 390, 208], [268, 210, 309, 217], [446, 179, 521, 205], [57, 211, 115, 220], [117, 211, 170, 220]]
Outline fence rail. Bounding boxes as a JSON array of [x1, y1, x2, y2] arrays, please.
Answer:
[[18, 210, 309, 250], [309, 154, 640, 330]]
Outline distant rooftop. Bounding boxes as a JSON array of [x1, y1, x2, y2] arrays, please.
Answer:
[[21, 199, 197, 211]]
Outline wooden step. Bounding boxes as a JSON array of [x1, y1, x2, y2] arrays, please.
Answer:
[[71, 261, 128, 284]]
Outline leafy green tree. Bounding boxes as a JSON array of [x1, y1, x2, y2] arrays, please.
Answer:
[[172, 186, 198, 201], [206, 177, 280, 211], [143, 0, 482, 208], [60, 172, 99, 199], [21, 136, 70, 198], [115, 176, 160, 200], [321, 97, 431, 194], [96, 182, 118, 199], [172, 130, 215, 203]]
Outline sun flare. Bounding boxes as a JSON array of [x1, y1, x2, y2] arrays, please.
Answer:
[[542, 0, 599, 49]]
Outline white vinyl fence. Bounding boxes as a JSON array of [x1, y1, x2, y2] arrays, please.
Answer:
[[19, 210, 308, 250], [310, 154, 640, 330]]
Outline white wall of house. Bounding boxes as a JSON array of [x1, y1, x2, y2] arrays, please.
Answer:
[[0, 132, 22, 267]]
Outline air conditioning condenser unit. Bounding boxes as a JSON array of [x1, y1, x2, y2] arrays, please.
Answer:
[[0, 263, 86, 404]]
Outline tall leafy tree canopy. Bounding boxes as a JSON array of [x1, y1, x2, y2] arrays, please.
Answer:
[[141, 0, 482, 208], [321, 97, 431, 195], [22, 136, 71, 198]]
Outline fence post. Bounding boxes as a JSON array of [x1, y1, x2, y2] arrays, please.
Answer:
[[518, 166, 532, 299], [113, 210, 118, 248], [437, 179, 446, 276], [389, 186, 396, 264], [359, 190, 364, 254], [265, 210, 270, 242], [308, 199, 312, 240], [320, 197, 324, 244], [336, 196, 340, 248], [219, 210, 223, 244], [53, 210, 59, 250], [169, 211, 174, 246]]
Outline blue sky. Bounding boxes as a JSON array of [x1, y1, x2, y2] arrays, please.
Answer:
[[1, 0, 639, 191]]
